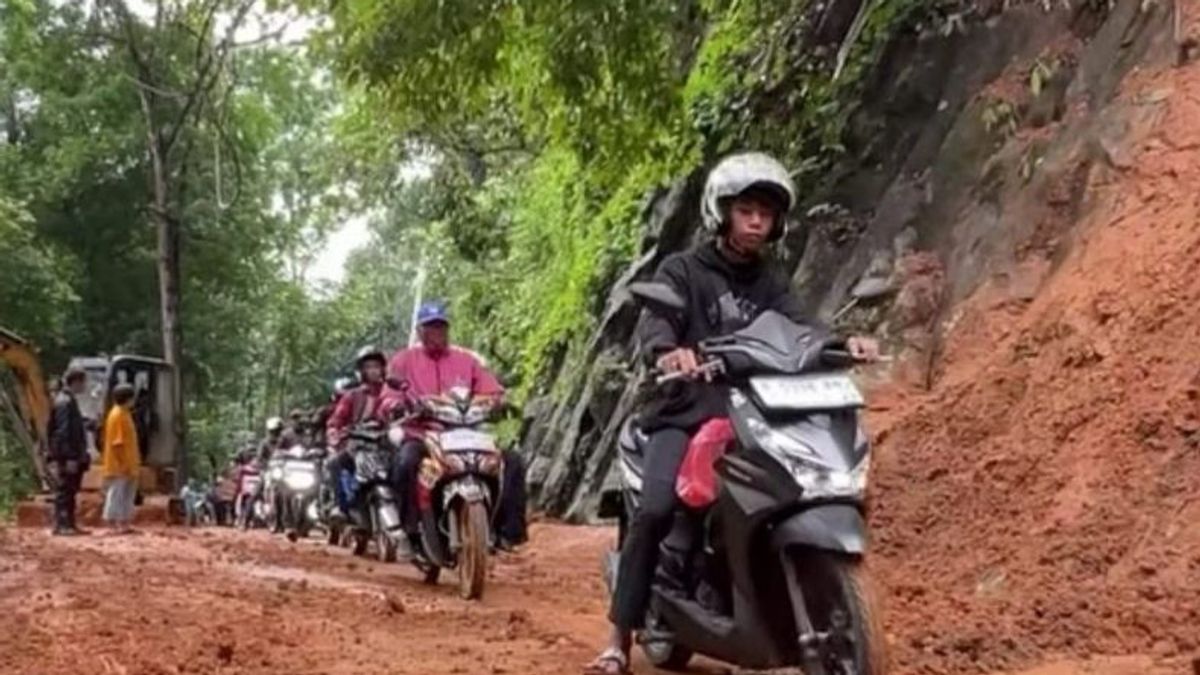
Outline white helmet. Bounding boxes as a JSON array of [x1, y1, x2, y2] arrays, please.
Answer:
[[265, 416, 283, 433], [700, 152, 797, 242]]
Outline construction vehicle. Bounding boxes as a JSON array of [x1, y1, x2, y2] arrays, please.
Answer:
[[1, 327, 184, 522], [0, 328, 52, 490]]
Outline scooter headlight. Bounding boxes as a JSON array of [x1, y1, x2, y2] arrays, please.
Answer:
[[747, 419, 868, 500], [269, 466, 284, 481], [284, 470, 316, 491]]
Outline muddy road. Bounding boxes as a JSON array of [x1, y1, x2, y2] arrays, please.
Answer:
[[0, 523, 629, 675], [0, 521, 1185, 675]]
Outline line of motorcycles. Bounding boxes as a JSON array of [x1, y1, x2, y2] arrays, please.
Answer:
[[217, 388, 507, 600]]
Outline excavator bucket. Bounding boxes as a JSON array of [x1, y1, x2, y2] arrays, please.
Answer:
[[0, 327, 51, 490]]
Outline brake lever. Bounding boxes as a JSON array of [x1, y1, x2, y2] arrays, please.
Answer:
[[654, 360, 723, 385], [823, 349, 894, 366]]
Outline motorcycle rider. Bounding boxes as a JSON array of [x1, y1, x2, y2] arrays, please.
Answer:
[[283, 408, 308, 447], [258, 417, 284, 462], [232, 445, 261, 526], [325, 346, 400, 528], [387, 301, 507, 554], [313, 377, 355, 450], [585, 152, 880, 675]]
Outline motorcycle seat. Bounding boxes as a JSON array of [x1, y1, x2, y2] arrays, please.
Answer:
[[617, 418, 649, 495], [618, 417, 650, 457]]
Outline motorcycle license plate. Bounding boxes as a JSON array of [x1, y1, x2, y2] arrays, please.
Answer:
[[749, 373, 864, 411], [438, 429, 495, 452], [357, 450, 389, 481]]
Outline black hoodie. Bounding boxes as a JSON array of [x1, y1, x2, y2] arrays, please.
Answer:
[[636, 240, 812, 431]]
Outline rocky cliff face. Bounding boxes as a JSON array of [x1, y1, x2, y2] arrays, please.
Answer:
[[522, 0, 1176, 521]]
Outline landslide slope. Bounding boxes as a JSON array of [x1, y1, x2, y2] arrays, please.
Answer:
[[870, 30, 1200, 675]]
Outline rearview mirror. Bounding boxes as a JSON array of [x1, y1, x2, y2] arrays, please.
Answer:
[[628, 282, 686, 313]]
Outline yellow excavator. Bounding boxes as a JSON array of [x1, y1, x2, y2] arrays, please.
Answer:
[[0, 327, 182, 512], [0, 327, 52, 489]]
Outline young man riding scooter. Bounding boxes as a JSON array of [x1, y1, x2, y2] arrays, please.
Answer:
[[325, 346, 400, 527], [585, 152, 880, 675]]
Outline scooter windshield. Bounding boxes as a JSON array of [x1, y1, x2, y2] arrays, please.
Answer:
[[702, 311, 832, 377]]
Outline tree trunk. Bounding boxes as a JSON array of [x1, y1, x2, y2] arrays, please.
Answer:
[[148, 132, 187, 488]]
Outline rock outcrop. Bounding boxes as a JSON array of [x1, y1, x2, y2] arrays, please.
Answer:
[[523, 0, 1175, 521]]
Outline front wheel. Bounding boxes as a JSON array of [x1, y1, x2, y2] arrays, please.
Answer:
[[352, 530, 369, 556], [640, 603, 693, 671], [376, 530, 397, 563], [237, 496, 254, 530], [422, 565, 441, 586], [788, 553, 888, 675], [270, 495, 285, 534], [456, 501, 490, 600]]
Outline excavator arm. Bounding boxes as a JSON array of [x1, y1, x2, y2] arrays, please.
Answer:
[[0, 328, 51, 489]]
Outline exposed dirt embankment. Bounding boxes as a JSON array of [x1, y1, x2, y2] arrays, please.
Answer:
[[868, 25, 1200, 674]]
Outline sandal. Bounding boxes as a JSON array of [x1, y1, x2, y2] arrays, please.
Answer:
[[583, 648, 630, 675]]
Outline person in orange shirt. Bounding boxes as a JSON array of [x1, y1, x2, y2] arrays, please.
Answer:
[[101, 384, 141, 534]]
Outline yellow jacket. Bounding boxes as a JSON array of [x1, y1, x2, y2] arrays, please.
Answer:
[[102, 405, 141, 478]]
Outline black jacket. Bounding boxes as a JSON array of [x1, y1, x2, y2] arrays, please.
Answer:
[[637, 241, 809, 431], [47, 391, 88, 463]]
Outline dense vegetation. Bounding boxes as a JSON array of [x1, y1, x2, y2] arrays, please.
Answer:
[[1, 0, 921, 509]]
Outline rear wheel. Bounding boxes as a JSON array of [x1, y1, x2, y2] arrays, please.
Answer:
[[787, 553, 888, 675], [456, 501, 489, 600]]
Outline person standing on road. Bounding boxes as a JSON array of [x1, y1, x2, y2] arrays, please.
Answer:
[[46, 368, 90, 536], [101, 384, 141, 534]]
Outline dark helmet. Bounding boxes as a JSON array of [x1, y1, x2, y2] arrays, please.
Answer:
[[355, 345, 386, 370]]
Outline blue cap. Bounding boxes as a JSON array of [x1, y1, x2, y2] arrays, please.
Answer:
[[416, 300, 449, 326]]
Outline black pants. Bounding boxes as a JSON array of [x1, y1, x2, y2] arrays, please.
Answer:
[[391, 440, 426, 534], [496, 449, 528, 544], [610, 427, 690, 631], [53, 461, 82, 530]]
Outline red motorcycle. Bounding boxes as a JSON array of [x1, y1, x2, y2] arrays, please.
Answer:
[[395, 387, 504, 600]]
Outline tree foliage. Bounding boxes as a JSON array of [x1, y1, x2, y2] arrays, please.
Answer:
[[0, 0, 929, 508], [315, 0, 920, 400], [0, 0, 357, 492]]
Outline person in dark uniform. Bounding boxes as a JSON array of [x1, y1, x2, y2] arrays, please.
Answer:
[[47, 368, 90, 536]]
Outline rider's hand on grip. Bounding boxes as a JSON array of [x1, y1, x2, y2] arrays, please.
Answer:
[[656, 347, 712, 382], [846, 336, 881, 363]]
